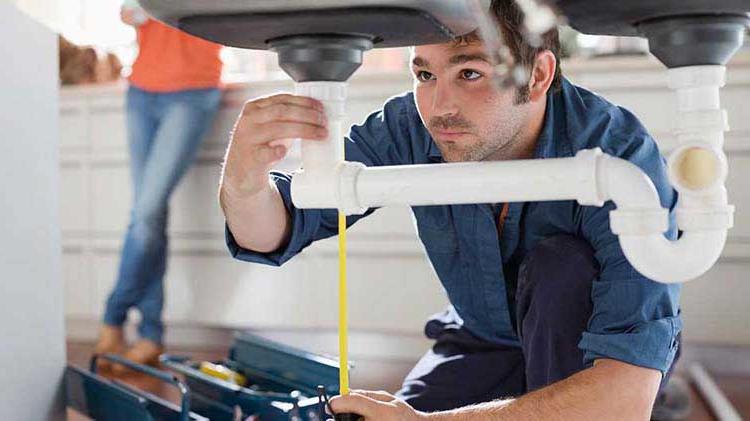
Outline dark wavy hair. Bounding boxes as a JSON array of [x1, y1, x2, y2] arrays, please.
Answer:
[[454, 0, 562, 101]]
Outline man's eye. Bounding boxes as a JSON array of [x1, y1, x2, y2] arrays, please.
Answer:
[[416, 71, 434, 82], [461, 70, 482, 81]]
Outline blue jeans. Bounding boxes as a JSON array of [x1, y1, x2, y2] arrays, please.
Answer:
[[103, 85, 221, 344]]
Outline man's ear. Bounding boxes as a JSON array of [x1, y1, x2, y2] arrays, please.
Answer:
[[527, 50, 556, 102]]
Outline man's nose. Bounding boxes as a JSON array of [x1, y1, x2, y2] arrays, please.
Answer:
[[431, 81, 459, 117]]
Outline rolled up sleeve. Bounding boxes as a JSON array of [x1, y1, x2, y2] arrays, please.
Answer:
[[226, 171, 330, 266], [225, 93, 417, 266], [579, 132, 682, 376]]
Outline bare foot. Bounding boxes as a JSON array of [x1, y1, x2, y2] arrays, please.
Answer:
[[93, 325, 126, 371]]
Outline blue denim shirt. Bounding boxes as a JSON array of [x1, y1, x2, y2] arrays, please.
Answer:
[[227, 78, 681, 375]]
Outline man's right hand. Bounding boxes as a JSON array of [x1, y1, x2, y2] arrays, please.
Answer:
[[220, 94, 328, 253], [221, 94, 329, 199]]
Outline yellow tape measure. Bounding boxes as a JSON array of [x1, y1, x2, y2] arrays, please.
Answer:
[[338, 127, 350, 396], [338, 211, 349, 395]]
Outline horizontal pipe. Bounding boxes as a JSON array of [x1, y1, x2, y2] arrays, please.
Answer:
[[355, 151, 601, 208], [292, 146, 730, 282], [599, 155, 662, 210]]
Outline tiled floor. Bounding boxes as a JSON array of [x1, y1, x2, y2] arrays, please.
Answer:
[[66, 341, 749, 420]]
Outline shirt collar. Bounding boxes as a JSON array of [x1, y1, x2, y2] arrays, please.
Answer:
[[533, 89, 557, 159], [534, 78, 573, 160]]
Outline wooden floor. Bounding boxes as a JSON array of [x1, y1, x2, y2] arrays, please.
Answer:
[[66, 341, 749, 420]]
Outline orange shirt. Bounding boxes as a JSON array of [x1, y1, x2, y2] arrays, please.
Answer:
[[129, 19, 222, 92]]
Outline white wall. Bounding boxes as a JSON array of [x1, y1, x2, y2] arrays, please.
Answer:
[[60, 51, 750, 360], [0, 4, 65, 420]]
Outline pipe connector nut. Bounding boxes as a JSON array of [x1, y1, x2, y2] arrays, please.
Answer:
[[610, 208, 670, 236], [337, 161, 367, 215], [676, 205, 735, 231], [575, 148, 606, 207]]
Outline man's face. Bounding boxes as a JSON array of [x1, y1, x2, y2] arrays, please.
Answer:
[[411, 41, 531, 162]]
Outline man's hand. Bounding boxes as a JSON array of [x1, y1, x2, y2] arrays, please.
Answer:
[[329, 390, 427, 421], [221, 94, 328, 199], [219, 94, 329, 253]]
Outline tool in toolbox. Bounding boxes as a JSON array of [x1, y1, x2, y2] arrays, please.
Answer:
[[160, 331, 350, 420], [65, 333, 356, 420]]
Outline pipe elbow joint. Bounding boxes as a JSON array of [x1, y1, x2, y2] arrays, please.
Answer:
[[290, 162, 367, 215], [338, 161, 367, 215], [599, 154, 668, 235]]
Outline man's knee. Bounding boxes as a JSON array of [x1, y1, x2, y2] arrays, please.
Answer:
[[516, 234, 600, 389], [517, 234, 599, 319]]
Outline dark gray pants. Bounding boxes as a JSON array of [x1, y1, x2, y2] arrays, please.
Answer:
[[396, 235, 678, 412]]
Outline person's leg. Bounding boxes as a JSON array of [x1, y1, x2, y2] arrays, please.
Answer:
[[99, 86, 158, 356], [395, 307, 526, 412], [127, 88, 221, 346], [104, 88, 220, 349], [96, 86, 159, 367], [515, 234, 598, 391], [516, 234, 686, 419]]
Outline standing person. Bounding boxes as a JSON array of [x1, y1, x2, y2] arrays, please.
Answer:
[[94, 1, 223, 367]]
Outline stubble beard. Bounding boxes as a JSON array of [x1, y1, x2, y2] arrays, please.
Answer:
[[438, 119, 524, 163]]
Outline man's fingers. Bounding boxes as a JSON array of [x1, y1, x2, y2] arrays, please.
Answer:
[[223, 92, 325, 196], [260, 121, 328, 143], [267, 138, 293, 149], [247, 93, 324, 112], [329, 394, 382, 419], [250, 144, 287, 167], [350, 390, 397, 403], [249, 102, 327, 127]]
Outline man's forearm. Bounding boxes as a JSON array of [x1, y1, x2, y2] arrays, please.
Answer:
[[220, 178, 291, 253], [424, 360, 660, 421]]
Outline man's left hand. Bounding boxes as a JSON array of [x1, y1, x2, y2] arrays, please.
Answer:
[[329, 390, 428, 421]]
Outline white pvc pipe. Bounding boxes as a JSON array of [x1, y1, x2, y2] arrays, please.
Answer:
[[292, 146, 725, 283], [355, 150, 602, 208], [689, 363, 742, 421], [619, 232, 726, 283], [295, 81, 347, 172], [598, 155, 662, 210], [289, 66, 733, 284], [598, 152, 729, 282], [291, 82, 348, 209]]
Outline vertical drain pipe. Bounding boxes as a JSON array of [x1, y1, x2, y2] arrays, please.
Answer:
[[291, 81, 349, 209], [612, 65, 734, 282], [267, 35, 373, 211]]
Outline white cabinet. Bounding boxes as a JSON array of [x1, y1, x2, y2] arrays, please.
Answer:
[[59, 76, 446, 340]]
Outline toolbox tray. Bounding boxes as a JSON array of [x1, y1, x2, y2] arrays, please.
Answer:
[[159, 332, 343, 420], [66, 354, 208, 421]]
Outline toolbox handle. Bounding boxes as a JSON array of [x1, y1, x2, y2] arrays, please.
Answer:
[[91, 353, 192, 421]]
